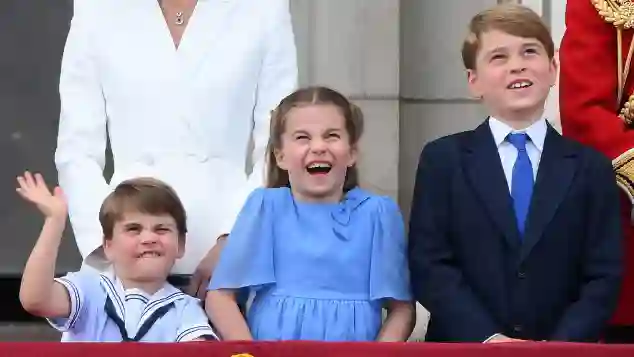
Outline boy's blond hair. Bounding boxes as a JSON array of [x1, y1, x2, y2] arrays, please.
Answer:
[[99, 177, 187, 242], [462, 4, 555, 71]]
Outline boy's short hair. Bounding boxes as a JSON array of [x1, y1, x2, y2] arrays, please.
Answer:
[[461, 4, 555, 70], [99, 177, 187, 241]]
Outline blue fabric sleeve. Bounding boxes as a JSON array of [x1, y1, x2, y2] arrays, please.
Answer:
[[369, 197, 412, 302], [208, 188, 276, 292]]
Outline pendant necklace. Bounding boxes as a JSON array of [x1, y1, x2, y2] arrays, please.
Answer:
[[158, 1, 185, 26], [175, 11, 184, 25]]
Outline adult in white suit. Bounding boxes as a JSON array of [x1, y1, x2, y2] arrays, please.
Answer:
[[54, 0, 297, 294]]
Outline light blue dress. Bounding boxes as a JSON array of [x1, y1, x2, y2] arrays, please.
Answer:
[[208, 186, 411, 341]]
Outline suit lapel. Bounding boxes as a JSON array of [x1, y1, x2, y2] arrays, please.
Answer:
[[463, 121, 522, 249], [519, 125, 578, 262]]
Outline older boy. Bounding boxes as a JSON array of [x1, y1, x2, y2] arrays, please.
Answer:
[[408, 4, 622, 342], [18, 172, 217, 342]]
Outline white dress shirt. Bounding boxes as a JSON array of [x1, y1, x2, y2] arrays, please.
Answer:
[[55, 0, 298, 273], [488, 117, 548, 191]]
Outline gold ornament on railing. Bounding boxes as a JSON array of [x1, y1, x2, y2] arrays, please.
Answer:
[[592, 0, 634, 108]]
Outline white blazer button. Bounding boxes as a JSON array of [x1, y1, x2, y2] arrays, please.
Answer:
[[197, 155, 208, 163]]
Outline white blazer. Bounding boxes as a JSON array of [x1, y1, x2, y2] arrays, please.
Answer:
[[55, 0, 298, 274]]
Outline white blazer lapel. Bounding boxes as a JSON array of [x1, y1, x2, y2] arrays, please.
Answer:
[[177, 0, 240, 75]]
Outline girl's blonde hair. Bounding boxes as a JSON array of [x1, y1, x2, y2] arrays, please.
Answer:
[[265, 86, 364, 192]]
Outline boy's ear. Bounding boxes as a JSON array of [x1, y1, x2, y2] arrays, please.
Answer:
[[549, 54, 559, 87], [176, 236, 185, 259], [466, 69, 483, 99], [103, 238, 114, 262]]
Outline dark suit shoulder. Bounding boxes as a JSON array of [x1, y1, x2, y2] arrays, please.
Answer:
[[552, 135, 616, 193], [420, 131, 472, 158], [416, 130, 481, 179], [558, 134, 613, 169]]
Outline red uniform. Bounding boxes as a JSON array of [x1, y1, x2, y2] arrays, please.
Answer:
[[559, 0, 634, 329]]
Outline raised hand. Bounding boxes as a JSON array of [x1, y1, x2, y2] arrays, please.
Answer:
[[16, 171, 67, 219]]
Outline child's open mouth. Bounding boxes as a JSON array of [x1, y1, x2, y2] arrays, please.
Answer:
[[137, 251, 163, 258], [507, 80, 533, 90], [306, 162, 332, 175]]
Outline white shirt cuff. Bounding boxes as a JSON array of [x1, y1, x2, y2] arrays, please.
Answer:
[[483, 333, 503, 343]]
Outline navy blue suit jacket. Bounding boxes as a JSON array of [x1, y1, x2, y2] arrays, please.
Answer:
[[408, 120, 623, 342]]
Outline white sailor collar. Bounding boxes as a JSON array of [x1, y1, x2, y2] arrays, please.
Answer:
[[99, 270, 186, 326]]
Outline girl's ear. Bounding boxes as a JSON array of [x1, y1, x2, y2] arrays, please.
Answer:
[[274, 147, 288, 170], [347, 144, 358, 167]]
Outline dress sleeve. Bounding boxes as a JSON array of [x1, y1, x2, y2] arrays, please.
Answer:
[[208, 188, 276, 292], [368, 197, 412, 302], [46, 270, 96, 332]]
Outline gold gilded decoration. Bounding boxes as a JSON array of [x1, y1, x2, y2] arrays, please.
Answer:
[[592, 0, 634, 105], [613, 148, 634, 203], [593, 0, 634, 28], [231, 354, 254, 357], [620, 93, 634, 125]]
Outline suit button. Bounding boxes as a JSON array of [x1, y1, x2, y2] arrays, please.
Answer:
[[517, 271, 526, 279], [513, 325, 523, 333]]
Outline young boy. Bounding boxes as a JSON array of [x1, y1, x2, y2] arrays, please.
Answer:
[[17, 172, 218, 342], [408, 4, 623, 342]]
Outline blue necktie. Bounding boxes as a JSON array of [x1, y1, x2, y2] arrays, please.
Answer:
[[507, 133, 534, 238]]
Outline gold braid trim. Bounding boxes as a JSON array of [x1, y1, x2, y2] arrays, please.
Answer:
[[593, 0, 634, 28], [593, 0, 634, 107], [621, 93, 634, 125], [614, 148, 634, 203], [593, 1, 634, 203]]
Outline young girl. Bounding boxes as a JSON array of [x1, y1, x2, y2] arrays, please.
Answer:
[[206, 86, 414, 342]]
